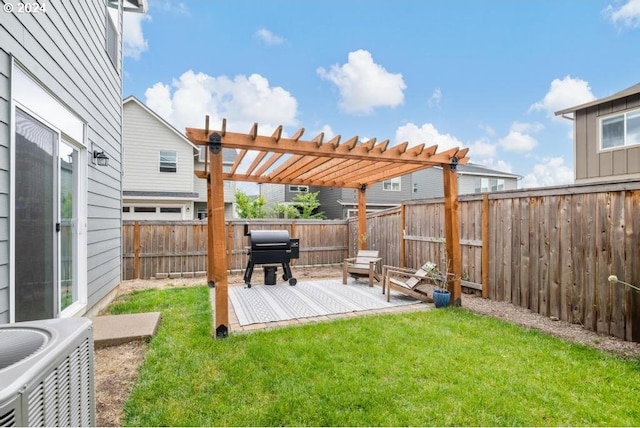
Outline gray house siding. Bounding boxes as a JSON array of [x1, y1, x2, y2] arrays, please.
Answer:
[[574, 95, 640, 183], [412, 168, 445, 199], [0, 50, 8, 320], [0, 1, 125, 322], [314, 186, 343, 219], [316, 177, 410, 220], [259, 183, 286, 204]]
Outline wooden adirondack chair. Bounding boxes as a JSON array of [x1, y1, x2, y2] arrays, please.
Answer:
[[342, 250, 383, 287], [382, 265, 433, 303]]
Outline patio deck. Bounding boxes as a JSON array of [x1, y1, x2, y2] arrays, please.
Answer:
[[223, 277, 433, 333]]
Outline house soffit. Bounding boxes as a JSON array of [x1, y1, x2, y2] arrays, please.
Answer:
[[186, 119, 470, 189]]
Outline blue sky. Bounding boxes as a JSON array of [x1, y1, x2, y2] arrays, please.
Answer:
[[122, 0, 640, 193]]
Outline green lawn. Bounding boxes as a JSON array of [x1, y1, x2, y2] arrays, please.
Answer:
[[105, 286, 640, 426]]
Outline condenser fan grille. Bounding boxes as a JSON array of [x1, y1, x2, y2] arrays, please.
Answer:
[[0, 329, 49, 371]]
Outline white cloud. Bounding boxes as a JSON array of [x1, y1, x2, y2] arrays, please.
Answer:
[[428, 88, 442, 108], [317, 50, 406, 114], [475, 158, 513, 174], [498, 122, 539, 153], [122, 11, 151, 59], [149, 0, 190, 15], [310, 124, 336, 141], [511, 121, 544, 134], [395, 122, 464, 152], [468, 138, 497, 158], [479, 123, 496, 137], [144, 70, 298, 134], [520, 157, 574, 188], [255, 28, 285, 45], [604, 0, 640, 28], [530, 76, 596, 119]]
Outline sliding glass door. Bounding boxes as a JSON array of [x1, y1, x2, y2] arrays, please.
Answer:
[[14, 109, 81, 321], [15, 109, 56, 321]]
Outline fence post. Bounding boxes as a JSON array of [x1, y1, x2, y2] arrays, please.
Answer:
[[482, 194, 489, 298], [226, 221, 233, 271], [291, 220, 297, 266], [400, 202, 405, 268], [134, 221, 140, 279]]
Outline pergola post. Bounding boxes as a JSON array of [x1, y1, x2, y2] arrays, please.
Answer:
[[208, 133, 229, 338], [358, 185, 367, 250], [442, 161, 462, 307]]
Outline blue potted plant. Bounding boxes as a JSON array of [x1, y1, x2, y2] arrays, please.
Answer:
[[422, 260, 453, 308]]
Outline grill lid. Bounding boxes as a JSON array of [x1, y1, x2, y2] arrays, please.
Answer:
[[250, 230, 290, 249]]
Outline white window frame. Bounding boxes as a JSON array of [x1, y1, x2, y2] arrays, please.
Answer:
[[289, 185, 309, 193], [382, 177, 401, 191], [10, 61, 88, 321], [490, 178, 505, 192], [599, 108, 640, 151], [475, 177, 489, 193], [160, 150, 177, 173]]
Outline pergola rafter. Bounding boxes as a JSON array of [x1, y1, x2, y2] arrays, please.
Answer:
[[187, 119, 468, 338]]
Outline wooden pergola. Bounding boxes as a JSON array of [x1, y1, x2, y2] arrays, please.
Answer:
[[186, 118, 470, 338]]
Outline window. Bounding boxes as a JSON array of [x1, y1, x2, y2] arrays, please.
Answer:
[[413, 182, 418, 193], [383, 177, 401, 191], [600, 108, 640, 150], [134, 207, 157, 213], [490, 178, 505, 191], [475, 178, 489, 193], [160, 151, 177, 172], [122, 206, 130, 212], [289, 185, 309, 193], [160, 207, 181, 213], [105, 2, 119, 68]]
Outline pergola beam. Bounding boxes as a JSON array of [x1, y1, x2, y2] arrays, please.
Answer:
[[185, 128, 467, 166]]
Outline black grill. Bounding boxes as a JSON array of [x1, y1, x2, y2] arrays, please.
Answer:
[[243, 227, 299, 287]]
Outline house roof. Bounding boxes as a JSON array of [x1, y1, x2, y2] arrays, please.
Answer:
[[555, 82, 640, 116], [108, 0, 148, 13], [186, 119, 470, 189], [454, 163, 522, 179], [123, 96, 199, 153]]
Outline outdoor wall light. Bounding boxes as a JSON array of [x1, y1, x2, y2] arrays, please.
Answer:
[[92, 149, 110, 167]]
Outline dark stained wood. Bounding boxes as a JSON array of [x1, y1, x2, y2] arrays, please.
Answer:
[[596, 192, 611, 335], [610, 191, 626, 338]]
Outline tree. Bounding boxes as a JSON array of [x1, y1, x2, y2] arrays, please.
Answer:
[[291, 191, 326, 219], [234, 190, 267, 218], [270, 203, 300, 219]]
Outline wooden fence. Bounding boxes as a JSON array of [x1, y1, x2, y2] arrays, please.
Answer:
[[347, 180, 640, 342], [121, 180, 640, 341], [122, 219, 349, 280]]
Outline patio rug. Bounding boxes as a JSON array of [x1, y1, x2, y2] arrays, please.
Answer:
[[228, 279, 420, 326]]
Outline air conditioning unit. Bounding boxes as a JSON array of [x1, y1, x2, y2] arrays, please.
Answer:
[[0, 317, 95, 427]]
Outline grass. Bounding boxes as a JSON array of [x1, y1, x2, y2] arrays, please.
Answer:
[[105, 286, 640, 426]]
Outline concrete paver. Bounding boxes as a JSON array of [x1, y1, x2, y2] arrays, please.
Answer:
[[92, 312, 161, 348]]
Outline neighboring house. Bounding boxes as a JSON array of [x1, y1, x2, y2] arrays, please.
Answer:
[[194, 147, 237, 219], [314, 175, 414, 219], [555, 82, 640, 184], [123, 96, 236, 220], [0, 0, 146, 324], [411, 163, 520, 200], [261, 163, 519, 219]]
